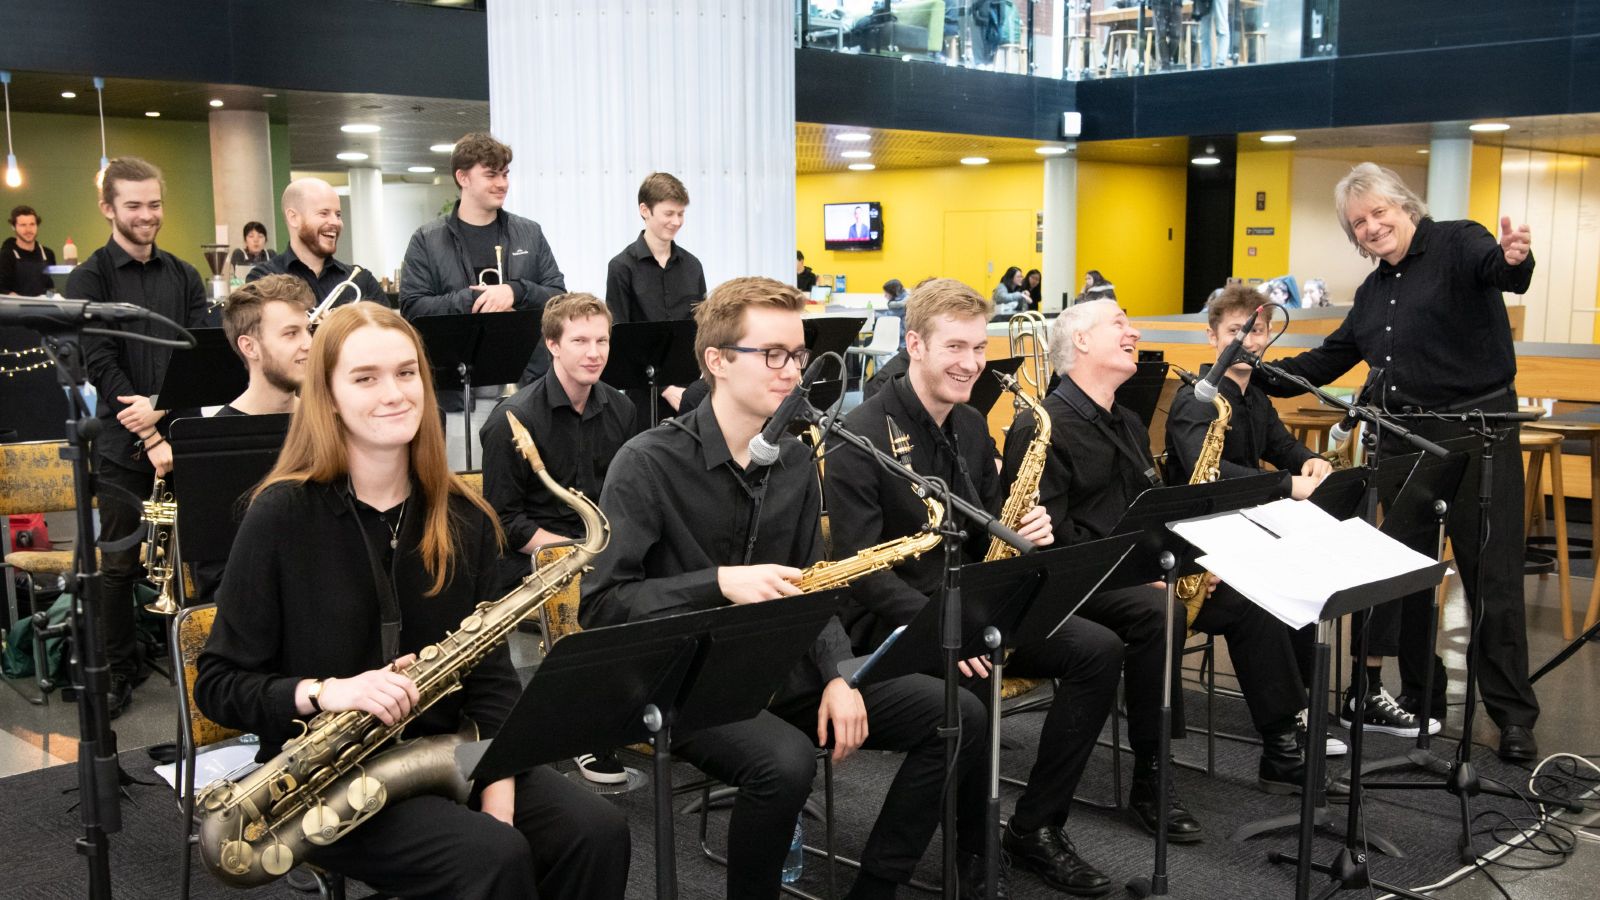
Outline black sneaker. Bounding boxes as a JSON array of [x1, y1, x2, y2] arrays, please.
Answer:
[[1002, 822, 1111, 896], [1394, 692, 1448, 722], [1340, 687, 1439, 737], [574, 751, 628, 784]]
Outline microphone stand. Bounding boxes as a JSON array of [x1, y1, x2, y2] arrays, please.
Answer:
[[801, 401, 1032, 899]]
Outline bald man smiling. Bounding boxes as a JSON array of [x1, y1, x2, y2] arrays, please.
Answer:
[[247, 177, 387, 308]]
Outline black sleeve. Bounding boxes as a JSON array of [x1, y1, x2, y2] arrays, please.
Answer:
[[183, 263, 209, 330], [822, 430, 933, 631], [355, 269, 391, 307], [479, 406, 543, 552], [795, 466, 855, 686], [0, 246, 15, 293], [1260, 406, 1319, 475], [71, 261, 139, 411], [604, 256, 635, 324], [510, 225, 565, 312], [1257, 314, 1364, 398], [1165, 387, 1258, 481], [399, 229, 475, 317], [457, 504, 519, 739], [1008, 411, 1092, 547], [1461, 220, 1535, 295]]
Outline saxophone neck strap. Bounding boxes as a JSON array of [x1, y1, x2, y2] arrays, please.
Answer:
[[339, 477, 405, 662]]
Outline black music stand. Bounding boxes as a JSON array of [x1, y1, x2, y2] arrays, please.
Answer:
[[967, 356, 1025, 417], [151, 327, 246, 411], [411, 310, 540, 470], [168, 414, 289, 572], [1117, 360, 1171, 431], [602, 319, 700, 429], [804, 316, 867, 360], [458, 591, 845, 900]]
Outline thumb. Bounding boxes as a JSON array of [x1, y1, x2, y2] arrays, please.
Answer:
[[390, 653, 418, 672], [116, 395, 138, 403], [1500, 216, 1512, 238]]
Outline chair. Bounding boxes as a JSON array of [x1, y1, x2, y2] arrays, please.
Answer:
[[457, 469, 484, 497], [1106, 28, 1140, 75], [1, 440, 79, 704], [1520, 429, 1573, 638], [1281, 409, 1341, 453], [1527, 420, 1600, 633], [845, 316, 901, 386]]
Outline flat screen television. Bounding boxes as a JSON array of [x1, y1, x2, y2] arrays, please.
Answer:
[[824, 201, 883, 251]]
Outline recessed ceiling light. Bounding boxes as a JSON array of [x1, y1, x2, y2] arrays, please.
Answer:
[[1468, 122, 1510, 133], [144, 111, 161, 118], [336, 151, 369, 161], [1035, 146, 1069, 156], [209, 99, 225, 108], [60, 91, 77, 99], [837, 132, 871, 142], [1417, 148, 1430, 154], [960, 156, 989, 166], [262, 93, 278, 98], [847, 163, 876, 171], [430, 143, 455, 153], [408, 165, 436, 174], [341, 123, 381, 134], [840, 150, 871, 159], [1191, 155, 1221, 166], [1260, 134, 1297, 143]]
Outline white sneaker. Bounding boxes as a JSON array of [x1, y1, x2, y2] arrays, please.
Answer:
[[1297, 708, 1348, 757], [574, 752, 628, 784]]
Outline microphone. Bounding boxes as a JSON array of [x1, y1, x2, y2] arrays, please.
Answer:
[[1329, 366, 1385, 445], [748, 355, 827, 466], [1194, 305, 1261, 404], [0, 297, 155, 331]]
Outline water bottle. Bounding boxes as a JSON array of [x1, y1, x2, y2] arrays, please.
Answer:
[[781, 816, 804, 884]]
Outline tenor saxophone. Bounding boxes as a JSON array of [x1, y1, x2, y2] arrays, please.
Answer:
[[195, 411, 609, 887], [1171, 367, 1231, 627], [987, 371, 1050, 561]]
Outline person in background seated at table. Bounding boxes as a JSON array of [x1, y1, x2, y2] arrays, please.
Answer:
[[229, 220, 270, 278], [1024, 268, 1043, 308], [797, 250, 818, 292], [993, 265, 1030, 315]]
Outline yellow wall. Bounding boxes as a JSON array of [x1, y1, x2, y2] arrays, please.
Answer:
[[1233, 149, 1293, 282], [1468, 144, 1502, 235], [795, 162, 1044, 298], [1074, 159, 1187, 316]]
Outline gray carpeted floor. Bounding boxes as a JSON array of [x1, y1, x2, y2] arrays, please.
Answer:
[[0, 685, 1580, 900]]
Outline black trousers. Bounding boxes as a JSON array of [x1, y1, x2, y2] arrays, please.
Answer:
[[303, 765, 630, 900], [92, 457, 152, 681], [1077, 584, 1185, 757], [986, 617, 1124, 832], [675, 673, 987, 894], [1360, 395, 1539, 728], [1192, 585, 1306, 735]]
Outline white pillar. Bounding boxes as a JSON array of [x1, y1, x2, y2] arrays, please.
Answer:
[[345, 167, 387, 281], [1426, 137, 1473, 221], [208, 110, 276, 250], [1041, 156, 1078, 312], [486, 0, 796, 295]]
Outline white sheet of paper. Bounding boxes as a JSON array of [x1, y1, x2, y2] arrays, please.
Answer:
[[153, 740, 260, 798], [1241, 498, 1342, 539]]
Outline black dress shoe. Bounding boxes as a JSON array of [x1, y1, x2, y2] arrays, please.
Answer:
[[107, 675, 134, 720], [956, 850, 1011, 900], [1258, 727, 1308, 795], [1002, 822, 1111, 896], [1129, 756, 1203, 843], [1497, 725, 1538, 763]]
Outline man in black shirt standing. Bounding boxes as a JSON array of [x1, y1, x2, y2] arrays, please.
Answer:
[[1, 205, 56, 296], [605, 172, 707, 431], [247, 178, 386, 308], [583, 277, 992, 900], [73, 157, 208, 717], [1256, 162, 1541, 762], [826, 279, 1122, 895], [401, 132, 566, 387]]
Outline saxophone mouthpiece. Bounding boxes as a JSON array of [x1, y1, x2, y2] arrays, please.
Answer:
[[505, 411, 547, 474]]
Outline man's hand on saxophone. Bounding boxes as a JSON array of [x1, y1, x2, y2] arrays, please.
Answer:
[[715, 563, 804, 604], [294, 653, 420, 725], [1016, 503, 1054, 547]]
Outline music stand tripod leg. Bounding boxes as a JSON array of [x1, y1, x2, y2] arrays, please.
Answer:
[[457, 361, 474, 471], [644, 704, 677, 900], [1127, 553, 1176, 898], [985, 626, 1004, 900]]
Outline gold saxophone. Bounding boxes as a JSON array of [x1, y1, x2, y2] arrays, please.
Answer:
[[795, 418, 945, 592], [987, 370, 1050, 561], [195, 411, 609, 887], [1172, 367, 1231, 627], [142, 476, 181, 615]]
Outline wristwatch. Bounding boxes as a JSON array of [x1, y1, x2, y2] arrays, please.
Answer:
[[306, 678, 326, 713]]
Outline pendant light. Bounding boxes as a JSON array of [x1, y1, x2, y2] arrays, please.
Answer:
[[1, 71, 20, 188], [93, 76, 109, 189]]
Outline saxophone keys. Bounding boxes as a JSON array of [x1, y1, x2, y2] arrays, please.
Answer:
[[419, 644, 441, 662], [346, 775, 387, 814], [302, 804, 343, 846], [260, 842, 295, 876], [219, 839, 255, 876], [459, 614, 483, 633]]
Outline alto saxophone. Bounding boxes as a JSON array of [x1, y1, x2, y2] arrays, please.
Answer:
[[1171, 367, 1231, 627], [795, 418, 945, 592], [196, 411, 609, 887], [987, 371, 1050, 561]]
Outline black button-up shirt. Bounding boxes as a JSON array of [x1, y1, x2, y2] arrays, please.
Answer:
[[1164, 371, 1318, 483], [247, 247, 389, 308], [1258, 217, 1531, 410], [825, 375, 1003, 649], [603, 232, 707, 324], [1004, 374, 1162, 546], [479, 372, 634, 580], [580, 401, 853, 702], [71, 237, 208, 471]]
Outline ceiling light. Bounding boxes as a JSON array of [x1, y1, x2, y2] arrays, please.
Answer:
[[60, 91, 77, 99], [1035, 146, 1068, 156], [209, 99, 224, 108], [430, 143, 455, 153], [336, 151, 369, 161], [93, 77, 108, 188], [262, 93, 278, 98], [1260, 134, 1297, 143], [145, 111, 161, 118], [1417, 148, 1430, 154], [0, 72, 18, 188], [837, 132, 871, 142], [341, 123, 381, 134], [847, 163, 876, 171], [840, 150, 871, 159], [960, 156, 989, 166], [1468, 122, 1510, 133], [1191, 155, 1221, 166], [407, 165, 435, 174]]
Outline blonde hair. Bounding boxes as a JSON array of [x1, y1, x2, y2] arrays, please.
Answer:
[[222, 275, 314, 362], [692, 276, 807, 388], [254, 302, 501, 595], [541, 292, 612, 343], [904, 278, 991, 339], [1335, 163, 1430, 260]]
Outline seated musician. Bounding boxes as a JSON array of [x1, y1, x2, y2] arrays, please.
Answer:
[[195, 302, 629, 899], [1003, 298, 1315, 814], [825, 278, 1123, 896], [581, 277, 993, 900], [479, 291, 634, 784]]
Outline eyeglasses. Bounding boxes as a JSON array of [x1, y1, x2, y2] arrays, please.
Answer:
[[720, 345, 812, 370]]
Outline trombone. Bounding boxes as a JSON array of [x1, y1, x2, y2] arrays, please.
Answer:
[[477, 245, 504, 286], [307, 265, 365, 327], [1007, 310, 1051, 401]]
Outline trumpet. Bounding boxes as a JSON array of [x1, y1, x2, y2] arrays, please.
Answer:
[[1007, 311, 1051, 401], [307, 265, 365, 327], [477, 245, 504, 286], [142, 477, 181, 615]]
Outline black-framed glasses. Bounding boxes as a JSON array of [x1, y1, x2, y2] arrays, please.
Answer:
[[720, 345, 812, 370]]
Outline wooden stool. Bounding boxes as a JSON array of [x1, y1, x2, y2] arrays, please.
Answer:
[[1182, 20, 1199, 69], [1241, 29, 1268, 64], [1521, 429, 1574, 638], [996, 42, 1026, 74], [1106, 29, 1139, 76], [1281, 409, 1340, 453], [1528, 421, 1600, 634], [1066, 33, 1094, 77]]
